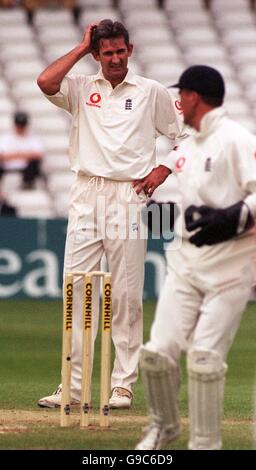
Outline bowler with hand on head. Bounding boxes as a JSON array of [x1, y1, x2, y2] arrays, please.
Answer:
[[36, 19, 189, 411]]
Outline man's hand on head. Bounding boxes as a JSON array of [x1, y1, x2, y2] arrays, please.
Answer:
[[81, 23, 98, 55]]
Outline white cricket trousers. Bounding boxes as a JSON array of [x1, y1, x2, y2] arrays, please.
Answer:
[[63, 174, 147, 400], [146, 234, 256, 362]]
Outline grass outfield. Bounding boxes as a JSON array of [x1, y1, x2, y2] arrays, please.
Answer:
[[0, 299, 255, 450]]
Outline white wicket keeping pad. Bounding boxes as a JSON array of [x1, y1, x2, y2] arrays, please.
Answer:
[[187, 348, 227, 450], [139, 347, 180, 430]]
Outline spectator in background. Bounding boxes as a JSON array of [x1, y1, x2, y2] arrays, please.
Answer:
[[0, 111, 44, 190], [0, 190, 17, 216], [0, 197, 17, 216]]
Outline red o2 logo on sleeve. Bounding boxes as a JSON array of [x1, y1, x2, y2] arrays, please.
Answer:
[[175, 156, 186, 172]]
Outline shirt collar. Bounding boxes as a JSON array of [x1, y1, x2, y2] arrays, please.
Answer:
[[93, 68, 137, 86], [196, 106, 226, 139]]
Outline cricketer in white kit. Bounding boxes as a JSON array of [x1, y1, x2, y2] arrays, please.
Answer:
[[136, 65, 256, 450], [37, 20, 188, 409]]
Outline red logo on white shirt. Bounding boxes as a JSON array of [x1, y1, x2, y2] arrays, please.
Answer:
[[86, 93, 102, 108], [175, 100, 183, 115], [175, 156, 186, 172]]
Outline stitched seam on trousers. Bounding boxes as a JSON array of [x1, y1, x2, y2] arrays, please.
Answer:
[[113, 183, 130, 381], [64, 213, 78, 276], [65, 178, 89, 273], [122, 238, 131, 370], [120, 183, 131, 372]]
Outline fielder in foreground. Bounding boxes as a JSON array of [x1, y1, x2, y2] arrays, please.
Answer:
[[135, 65, 256, 450]]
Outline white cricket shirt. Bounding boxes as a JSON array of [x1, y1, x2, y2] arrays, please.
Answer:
[[44, 68, 186, 180], [169, 107, 256, 239]]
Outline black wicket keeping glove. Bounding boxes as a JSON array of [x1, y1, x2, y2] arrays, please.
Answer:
[[185, 201, 254, 247]]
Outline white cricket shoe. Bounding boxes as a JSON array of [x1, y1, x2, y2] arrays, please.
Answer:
[[135, 423, 180, 450], [109, 387, 133, 409], [38, 385, 80, 409]]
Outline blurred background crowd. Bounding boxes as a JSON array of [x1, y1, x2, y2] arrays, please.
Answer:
[[1, 0, 256, 219]]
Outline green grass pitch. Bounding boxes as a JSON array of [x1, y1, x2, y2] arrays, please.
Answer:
[[0, 299, 255, 450]]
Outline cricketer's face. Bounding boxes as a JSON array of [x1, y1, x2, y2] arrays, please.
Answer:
[[92, 37, 133, 86], [179, 89, 198, 128]]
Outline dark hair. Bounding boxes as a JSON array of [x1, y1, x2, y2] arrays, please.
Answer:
[[14, 111, 29, 127], [91, 19, 130, 53]]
